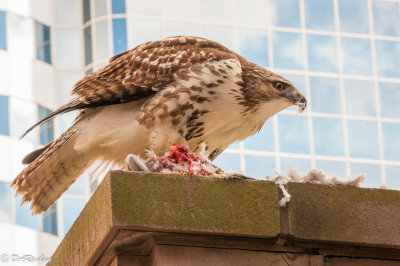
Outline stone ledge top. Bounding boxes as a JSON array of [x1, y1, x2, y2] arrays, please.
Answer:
[[49, 170, 400, 265]]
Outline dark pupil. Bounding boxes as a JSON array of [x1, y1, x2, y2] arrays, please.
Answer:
[[276, 83, 283, 89]]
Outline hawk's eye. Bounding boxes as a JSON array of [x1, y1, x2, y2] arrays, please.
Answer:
[[274, 82, 285, 90]]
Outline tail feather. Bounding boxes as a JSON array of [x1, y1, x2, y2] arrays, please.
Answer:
[[12, 120, 92, 214]]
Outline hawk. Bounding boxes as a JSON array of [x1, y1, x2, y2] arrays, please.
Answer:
[[12, 36, 307, 214]]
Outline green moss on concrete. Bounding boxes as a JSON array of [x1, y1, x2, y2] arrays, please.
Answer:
[[50, 175, 114, 266], [110, 171, 280, 237], [287, 183, 400, 247]]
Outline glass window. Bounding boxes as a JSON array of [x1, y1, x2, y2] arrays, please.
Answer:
[[63, 198, 85, 234], [16, 196, 40, 230], [379, 82, 400, 118], [95, 20, 109, 61], [344, 79, 376, 116], [237, 29, 268, 67], [112, 18, 127, 55], [373, 1, 400, 36], [0, 11, 6, 50], [128, 19, 162, 48], [8, 14, 34, 57], [245, 155, 275, 179], [56, 0, 81, 25], [39, 106, 54, 145], [0, 182, 12, 224], [307, 34, 338, 73], [126, 0, 161, 17], [375, 40, 400, 79], [66, 175, 86, 195], [382, 122, 400, 161], [341, 37, 372, 76], [313, 117, 344, 157], [84, 26, 92, 65], [43, 203, 57, 235], [213, 153, 240, 173], [280, 158, 311, 174], [200, 0, 232, 23], [270, 0, 300, 28], [36, 23, 51, 64], [201, 25, 234, 50], [0, 95, 9, 135], [305, 0, 334, 31], [83, 0, 91, 23], [9, 98, 36, 143], [112, 0, 125, 14], [338, 0, 369, 33], [348, 120, 379, 159], [165, 22, 199, 37], [272, 32, 304, 70], [351, 163, 381, 188], [386, 166, 400, 190], [310, 77, 341, 114], [95, 0, 107, 17], [278, 114, 309, 154], [55, 29, 82, 69], [244, 120, 274, 151], [315, 160, 346, 178], [235, 0, 267, 25]]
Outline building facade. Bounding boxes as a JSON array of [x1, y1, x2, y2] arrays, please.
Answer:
[[0, 0, 399, 262]]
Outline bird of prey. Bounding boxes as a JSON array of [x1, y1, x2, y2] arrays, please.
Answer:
[[12, 36, 307, 214]]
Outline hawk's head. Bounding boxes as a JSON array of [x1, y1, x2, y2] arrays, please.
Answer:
[[242, 65, 307, 115]]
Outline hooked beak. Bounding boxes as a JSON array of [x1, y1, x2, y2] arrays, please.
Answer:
[[296, 95, 307, 113]]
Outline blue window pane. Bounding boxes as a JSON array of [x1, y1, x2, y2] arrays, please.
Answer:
[[213, 152, 240, 173], [386, 166, 400, 190], [307, 34, 338, 73], [43, 203, 57, 235], [280, 158, 311, 174], [83, 0, 91, 23], [201, 25, 234, 50], [373, 1, 400, 36], [112, 0, 126, 14], [39, 106, 54, 145], [341, 37, 372, 76], [66, 175, 86, 195], [348, 120, 379, 159], [278, 114, 309, 154], [313, 117, 344, 157], [36, 23, 51, 64], [305, 0, 334, 31], [315, 160, 346, 177], [245, 155, 275, 179], [16, 196, 40, 230], [375, 40, 400, 79], [237, 28, 268, 68], [379, 82, 400, 118], [351, 163, 381, 188], [382, 122, 400, 161], [338, 0, 369, 33], [84, 26, 92, 65], [344, 79, 376, 116], [0, 96, 9, 135], [0, 11, 6, 50], [112, 18, 127, 55], [244, 120, 274, 151], [0, 182, 12, 224], [63, 198, 85, 234], [270, 0, 300, 28], [272, 32, 304, 70], [310, 77, 341, 114]]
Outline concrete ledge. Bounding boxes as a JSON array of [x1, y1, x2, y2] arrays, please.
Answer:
[[49, 171, 400, 265]]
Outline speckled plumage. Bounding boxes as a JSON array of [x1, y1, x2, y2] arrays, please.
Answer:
[[12, 36, 306, 214]]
